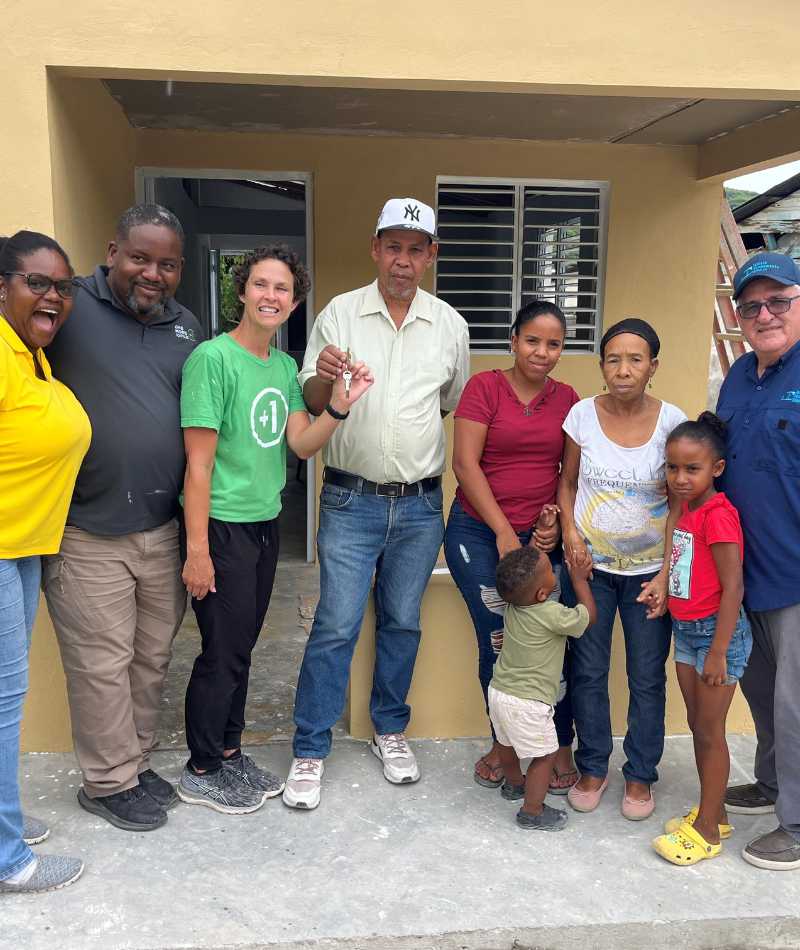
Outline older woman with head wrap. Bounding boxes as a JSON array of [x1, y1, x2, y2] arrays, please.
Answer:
[[557, 318, 685, 822]]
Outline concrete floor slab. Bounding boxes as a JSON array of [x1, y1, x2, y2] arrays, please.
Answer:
[[3, 736, 800, 949]]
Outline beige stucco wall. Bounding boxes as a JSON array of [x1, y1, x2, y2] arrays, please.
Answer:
[[18, 79, 137, 753], [133, 102, 749, 737], [4, 0, 800, 96], [8, 72, 755, 749]]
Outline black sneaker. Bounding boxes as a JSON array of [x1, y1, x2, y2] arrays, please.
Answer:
[[725, 783, 776, 815], [77, 785, 167, 831], [223, 752, 285, 798], [138, 768, 178, 809], [516, 803, 568, 831]]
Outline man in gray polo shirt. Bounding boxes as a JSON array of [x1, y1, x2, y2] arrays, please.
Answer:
[[44, 204, 202, 832]]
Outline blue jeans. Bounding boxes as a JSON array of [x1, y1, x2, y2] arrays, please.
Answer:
[[443, 500, 573, 747], [561, 566, 672, 785], [0, 556, 41, 879], [292, 482, 444, 759], [673, 610, 753, 684]]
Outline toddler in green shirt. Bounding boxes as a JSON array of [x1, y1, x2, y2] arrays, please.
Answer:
[[489, 546, 596, 831]]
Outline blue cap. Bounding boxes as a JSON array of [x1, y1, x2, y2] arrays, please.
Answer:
[[733, 252, 800, 299]]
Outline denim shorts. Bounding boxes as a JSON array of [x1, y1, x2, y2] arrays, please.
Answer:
[[672, 610, 753, 684]]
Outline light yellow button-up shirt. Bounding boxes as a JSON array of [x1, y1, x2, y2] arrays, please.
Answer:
[[299, 280, 471, 484]]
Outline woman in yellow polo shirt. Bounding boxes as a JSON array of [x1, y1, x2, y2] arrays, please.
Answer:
[[0, 231, 91, 894]]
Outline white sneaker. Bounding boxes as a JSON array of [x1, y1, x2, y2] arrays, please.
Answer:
[[371, 733, 420, 784], [282, 757, 324, 809]]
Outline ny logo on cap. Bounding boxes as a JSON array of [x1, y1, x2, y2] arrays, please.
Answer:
[[404, 203, 420, 222]]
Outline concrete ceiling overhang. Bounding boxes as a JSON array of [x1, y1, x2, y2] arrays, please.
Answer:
[[103, 79, 800, 146]]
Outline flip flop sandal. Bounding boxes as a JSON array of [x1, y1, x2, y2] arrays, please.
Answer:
[[474, 755, 504, 789], [548, 767, 579, 796], [652, 820, 722, 866], [664, 806, 733, 839]]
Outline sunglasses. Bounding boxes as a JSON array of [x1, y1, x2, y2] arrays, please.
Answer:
[[4, 271, 77, 300]]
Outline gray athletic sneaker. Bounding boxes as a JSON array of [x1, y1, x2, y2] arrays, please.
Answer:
[[177, 765, 266, 814], [0, 855, 84, 894], [223, 752, 285, 798], [22, 815, 50, 845]]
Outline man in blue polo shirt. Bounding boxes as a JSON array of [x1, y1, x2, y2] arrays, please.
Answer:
[[717, 251, 800, 871]]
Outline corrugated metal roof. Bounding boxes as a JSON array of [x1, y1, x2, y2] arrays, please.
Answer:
[[733, 172, 800, 223]]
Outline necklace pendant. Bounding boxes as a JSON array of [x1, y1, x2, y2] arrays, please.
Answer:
[[523, 406, 532, 417]]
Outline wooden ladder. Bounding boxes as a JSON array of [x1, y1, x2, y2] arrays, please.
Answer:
[[714, 199, 748, 375]]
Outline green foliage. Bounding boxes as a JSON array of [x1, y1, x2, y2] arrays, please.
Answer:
[[725, 187, 759, 210], [219, 254, 244, 332]]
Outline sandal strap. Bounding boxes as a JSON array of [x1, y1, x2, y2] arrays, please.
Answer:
[[676, 820, 718, 852]]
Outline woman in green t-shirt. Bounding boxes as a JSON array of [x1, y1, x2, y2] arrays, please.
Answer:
[[177, 244, 373, 815]]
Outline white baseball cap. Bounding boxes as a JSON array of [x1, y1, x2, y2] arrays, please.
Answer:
[[374, 197, 437, 240]]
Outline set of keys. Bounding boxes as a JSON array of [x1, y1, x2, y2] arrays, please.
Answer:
[[342, 347, 353, 399]]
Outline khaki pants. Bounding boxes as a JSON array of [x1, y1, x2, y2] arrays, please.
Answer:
[[43, 520, 186, 798]]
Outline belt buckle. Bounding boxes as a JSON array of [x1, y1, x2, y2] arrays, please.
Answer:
[[378, 482, 403, 497]]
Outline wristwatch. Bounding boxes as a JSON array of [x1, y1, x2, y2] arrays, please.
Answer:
[[325, 402, 350, 420]]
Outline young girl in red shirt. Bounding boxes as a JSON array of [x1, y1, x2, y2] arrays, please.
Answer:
[[652, 412, 753, 865]]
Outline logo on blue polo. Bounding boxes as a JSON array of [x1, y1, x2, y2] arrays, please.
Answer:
[[781, 390, 800, 404]]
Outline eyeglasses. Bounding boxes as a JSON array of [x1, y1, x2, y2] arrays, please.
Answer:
[[3, 272, 77, 299], [736, 294, 800, 321]]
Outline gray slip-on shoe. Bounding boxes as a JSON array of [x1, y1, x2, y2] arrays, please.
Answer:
[[742, 827, 800, 871], [22, 815, 50, 846], [0, 855, 84, 894]]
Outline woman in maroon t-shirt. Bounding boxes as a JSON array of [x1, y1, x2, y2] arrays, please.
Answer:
[[444, 301, 579, 791]]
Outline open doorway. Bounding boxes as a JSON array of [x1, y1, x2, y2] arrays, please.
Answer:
[[137, 169, 315, 563], [137, 169, 324, 751]]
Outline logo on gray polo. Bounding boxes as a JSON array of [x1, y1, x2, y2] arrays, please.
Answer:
[[404, 204, 420, 222], [250, 387, 289, 448], [175, 324, 196, 342]]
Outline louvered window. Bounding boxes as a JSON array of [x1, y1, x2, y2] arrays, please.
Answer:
[[435, 177, 608, 352]]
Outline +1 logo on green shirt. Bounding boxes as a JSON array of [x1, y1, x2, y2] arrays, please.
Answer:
[[181, 333, 307, 522]]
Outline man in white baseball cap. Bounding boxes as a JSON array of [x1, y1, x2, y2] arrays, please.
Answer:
[[283, 197, 470, 809], [374, 197, 437, 240]]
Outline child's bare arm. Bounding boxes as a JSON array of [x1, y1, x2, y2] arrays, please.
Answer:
[[637, 491, 681, 619], [704, 541, 744, 687], [565, 555, 597, 627], [532, 503, 560, 552]]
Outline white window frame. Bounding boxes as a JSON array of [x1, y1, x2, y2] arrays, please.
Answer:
[[434, 175, 610, 355]]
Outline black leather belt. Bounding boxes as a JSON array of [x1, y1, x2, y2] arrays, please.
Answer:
[[323, 467, 441, 497]]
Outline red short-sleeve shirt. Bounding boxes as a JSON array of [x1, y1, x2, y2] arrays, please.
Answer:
[[668, 492, 744, 620], [454, 369, 579, 531]]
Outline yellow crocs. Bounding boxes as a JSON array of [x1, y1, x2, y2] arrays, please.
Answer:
[[652, 820, 722, 866], [664, 806, 733, 839]]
